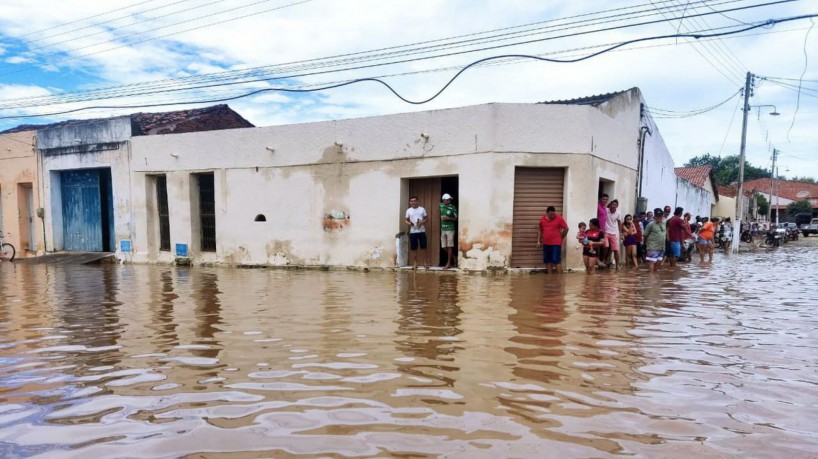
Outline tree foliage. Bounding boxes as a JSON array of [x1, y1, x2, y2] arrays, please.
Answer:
[[787, 200, 813, 216], [684, 154, 769, 185], [788, 176, 817, 184], [756, 194, 769, 216]]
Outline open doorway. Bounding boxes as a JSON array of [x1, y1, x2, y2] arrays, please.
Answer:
[[405, 175, 459, 267]]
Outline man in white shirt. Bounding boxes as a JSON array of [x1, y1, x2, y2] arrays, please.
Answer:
[[404, 196, 428, 269], [605, 199, 623, 269]]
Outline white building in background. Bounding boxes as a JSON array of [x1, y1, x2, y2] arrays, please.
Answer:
[[128, 88, 677, 271], [674, 165, 719, 218]]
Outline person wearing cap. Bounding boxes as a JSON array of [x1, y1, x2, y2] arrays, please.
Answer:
[[536, 205, 569, 273], [643, 208, 667, 272], [439, 193, 458, 269]]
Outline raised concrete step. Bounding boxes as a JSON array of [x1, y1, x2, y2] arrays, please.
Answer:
[[14, 252, 116, 265]]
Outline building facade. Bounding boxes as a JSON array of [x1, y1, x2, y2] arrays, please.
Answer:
[[128, 89, 674, 271], [0, 131, 43, 256]]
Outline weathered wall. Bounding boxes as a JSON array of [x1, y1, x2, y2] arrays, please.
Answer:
[[0, 131, 44, 255], [41, 144, 133, 253], [638, 109, 677, 214], [130, 102, 640, 271], [675, 177, 712, 219]]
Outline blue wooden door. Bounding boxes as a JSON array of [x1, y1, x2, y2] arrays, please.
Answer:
[[61, 170, 103, 252]]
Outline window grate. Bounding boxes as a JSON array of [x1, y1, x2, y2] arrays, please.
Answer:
[[198, 174, 216, 252], [156, 176, 171, 251]]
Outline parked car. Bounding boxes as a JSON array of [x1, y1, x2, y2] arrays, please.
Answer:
[[801, 218, 818, 237]]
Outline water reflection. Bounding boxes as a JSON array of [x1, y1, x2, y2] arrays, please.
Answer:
[[395, 273, 462, 387], [0, 241, 817, 457]]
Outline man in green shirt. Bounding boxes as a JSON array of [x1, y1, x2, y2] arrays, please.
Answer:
[[643, 208, 667, 272], [440, 193, 458, 269]]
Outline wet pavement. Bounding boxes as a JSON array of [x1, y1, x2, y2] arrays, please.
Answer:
[[1, 238, 817, 458]]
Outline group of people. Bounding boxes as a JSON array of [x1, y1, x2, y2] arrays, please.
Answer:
[[404, 192, 732, 274], [537, 194, 731, 274], [405, 193, 458, 270]]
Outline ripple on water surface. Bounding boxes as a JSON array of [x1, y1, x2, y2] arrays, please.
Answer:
[[1, 243, 817, 457]]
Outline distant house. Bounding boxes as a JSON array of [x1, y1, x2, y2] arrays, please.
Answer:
[[741, 178, 818, 220], [715, 185, 752, 220], [674, 165, 719, 218], [0, 105, 252, 255]]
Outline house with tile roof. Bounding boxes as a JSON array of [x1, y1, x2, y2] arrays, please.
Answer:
[[741, 178, 818, 220], [674, 165, 719, 218], [0, 105, 252, 256]]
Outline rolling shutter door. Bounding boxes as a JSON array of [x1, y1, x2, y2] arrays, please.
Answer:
[[510, 167, 565, 268]]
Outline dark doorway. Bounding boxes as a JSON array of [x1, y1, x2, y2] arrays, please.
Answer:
[[406, 175, 459, 267], [156, 175, 171, 251], [197, 173, 216, 252]]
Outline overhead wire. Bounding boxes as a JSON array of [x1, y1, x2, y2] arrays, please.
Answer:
[[786, 17, 815, 141], [3, 12, 815, 121], [0, 0, 750, 91], [0, 0, 795, 111], [675, 0, 750, 75], [23, 0, 200, 47], [14, 0, 166, 39], [718, 94, 743, 154]]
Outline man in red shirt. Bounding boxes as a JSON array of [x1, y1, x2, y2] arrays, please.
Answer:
[[536, 206, 569, 273], [666, 207, 686, 267]]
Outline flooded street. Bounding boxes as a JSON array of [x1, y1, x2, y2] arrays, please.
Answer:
[[1, 241, 817, 458]]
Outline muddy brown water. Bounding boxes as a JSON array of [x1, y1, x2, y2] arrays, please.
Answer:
[[1, 240, 817, 458]]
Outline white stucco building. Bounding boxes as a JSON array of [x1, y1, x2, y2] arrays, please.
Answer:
[[127, 88, 677, 271], [674, 165, 718, 218]]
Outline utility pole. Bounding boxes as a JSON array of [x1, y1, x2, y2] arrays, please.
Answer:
[[735, 72, 753, 224], [768, 148, 778, 223]]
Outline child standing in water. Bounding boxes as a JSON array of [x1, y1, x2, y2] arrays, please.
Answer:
[[582, 218, 606, 274], [622, 214, 639, 268]]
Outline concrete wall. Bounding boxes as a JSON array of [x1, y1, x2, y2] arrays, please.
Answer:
[[38, 117, 134, 253], [638, 113, 677, 214], [0, 131, 44, 255], [129, 102, 640, 271], [675, 177, 712, 219]]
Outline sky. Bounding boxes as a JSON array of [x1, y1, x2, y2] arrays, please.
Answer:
[[0, 0, 816, 179]]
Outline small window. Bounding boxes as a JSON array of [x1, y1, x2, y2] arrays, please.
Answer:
[[254, 214, 266, 222]]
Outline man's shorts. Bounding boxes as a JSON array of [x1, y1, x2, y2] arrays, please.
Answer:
[[605, 232, 619, 251], [409, 232, 427, 250], [646, 250, 665, 262], [542, 245, 562, 264], [441, 230, 455, 248], [669, 241, 682, 258], [697, 237, 710, 245]]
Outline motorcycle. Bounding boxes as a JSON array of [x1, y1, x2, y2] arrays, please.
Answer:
[[762, 230, 782, 248], [681, 238, 696, 262], [740, 229, 753, 243]]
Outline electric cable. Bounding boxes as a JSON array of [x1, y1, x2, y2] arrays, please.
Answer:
[[718, 94, 744, 154], [3, 12, 814, 121], [0, 0, 795, 110], [15, 0, 166, 39], [787, 17, 815, 141]]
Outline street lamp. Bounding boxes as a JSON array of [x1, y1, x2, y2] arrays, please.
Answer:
[[753, 104, 780, 119]]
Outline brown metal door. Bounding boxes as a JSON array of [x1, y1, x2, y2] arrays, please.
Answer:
[[408, 177, 441, 266], [510, 167, 565, 268]]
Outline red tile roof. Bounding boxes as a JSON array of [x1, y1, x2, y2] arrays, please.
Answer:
[[674, 166, 712, 188], [742, 178, 818, 202], [717, 185, 751, 198]]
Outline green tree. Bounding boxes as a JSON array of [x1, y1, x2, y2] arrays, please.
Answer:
[[788, 176, 816, 184], [684, 154, 769, 185], [756, 194, 769, 216], [787, 200, 813, 216]]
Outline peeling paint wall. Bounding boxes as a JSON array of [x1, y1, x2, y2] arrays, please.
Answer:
[[130, 100, 643, 270], [0, 131, 43, 255]]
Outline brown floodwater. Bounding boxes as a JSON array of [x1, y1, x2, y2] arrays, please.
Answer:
[[1, 240, 817, 458]]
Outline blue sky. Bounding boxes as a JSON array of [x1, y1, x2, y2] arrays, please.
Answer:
[[0, 0, 816, 178]]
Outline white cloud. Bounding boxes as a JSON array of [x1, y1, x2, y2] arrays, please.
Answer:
[[0, 0, 816, 177]]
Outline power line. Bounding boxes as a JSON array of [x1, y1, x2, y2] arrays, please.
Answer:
[[787, 18, 815, 141], [24, 0, 199, 46], [3, 13, 815, 120], [15, 0, 166, 39], [0, 0, 794, 111]]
